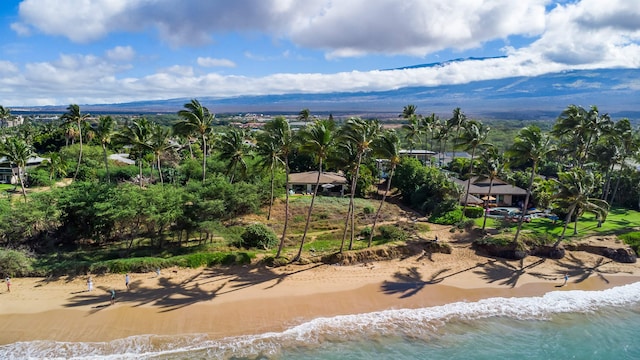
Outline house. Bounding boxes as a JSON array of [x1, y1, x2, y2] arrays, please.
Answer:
[[399, 149, 437, 164], [0, 156, 48, 184], [453, 176, 528, 207], [288, 171, 347, 196]]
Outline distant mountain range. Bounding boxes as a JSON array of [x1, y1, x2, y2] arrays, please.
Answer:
[[14, 66, 640, 121]]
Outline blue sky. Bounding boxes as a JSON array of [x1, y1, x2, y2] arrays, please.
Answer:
[[0, 0, 639, 106]]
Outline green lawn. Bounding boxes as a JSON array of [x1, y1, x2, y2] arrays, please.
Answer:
[[475, 207, 640, 240]]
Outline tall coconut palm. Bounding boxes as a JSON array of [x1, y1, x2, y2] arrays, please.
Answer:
[[447, 107, 467, 160], [298, 108, 311, 124], [368, 130, 402, 247], [339, 117, 381, 251], [330, 141, 359, 251], [175, 99, 215, 182], [455, 120, 490, 221], [553, 169, 609, 244], [420, 113, 439, 153], [0, 137, 34, 200], [608, 119, 640, 204], [114, 118, 152, 188], [217, 128, 252, 184], [402, 115, 422, 155], [60, 104, 90, 180], [42, 153, 68, 181], [400, 104, 417, 119], [294, 119, 335, 262], [149, 124, 176, 185], [256, 124, 286, 221], [95, 116, 116, 183], [262, 117, 294, 258], [506, 125, 554, 244], [0, 105, 11, 128], [476, 146, 506, 230]]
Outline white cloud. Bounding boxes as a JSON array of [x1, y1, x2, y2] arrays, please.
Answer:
[[2, 0, 640, 106], [9, 22, 31, 36], [106, 46, 135, 62], [197, 57, 236, 68]]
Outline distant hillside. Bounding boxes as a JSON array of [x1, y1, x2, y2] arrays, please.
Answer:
[[12, 68, 640, 121]]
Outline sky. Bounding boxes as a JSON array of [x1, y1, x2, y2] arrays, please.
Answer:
[[0, 0, 639, 107]]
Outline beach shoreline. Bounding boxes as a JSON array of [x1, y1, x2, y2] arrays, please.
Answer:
[[1, 246, 639, 345]]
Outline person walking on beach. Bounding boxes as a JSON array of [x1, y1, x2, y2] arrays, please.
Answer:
[[125, 273, 130, 290], [562, 273, 569, 286], [87, 276, 93, 292], [5, 276, 10, 292], [110, 288, 116, 305]]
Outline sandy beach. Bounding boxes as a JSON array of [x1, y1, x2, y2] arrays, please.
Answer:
[[1, 228, 639, 346]]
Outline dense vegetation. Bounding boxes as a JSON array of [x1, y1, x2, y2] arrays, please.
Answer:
[[0, 102, 638, 276]]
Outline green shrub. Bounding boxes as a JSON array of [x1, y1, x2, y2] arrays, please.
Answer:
[[429, 208, 463, 225], [464, 206, 484, 218], [241, 223, 279, 249], [378, 225, 407, 242], [359, 226, 372, 238], [0, 248, 35, 277], [363, 206, 375, 215], [620, 232, 640, 254]]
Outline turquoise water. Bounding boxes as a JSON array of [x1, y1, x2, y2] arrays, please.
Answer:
[[2, 282, 640, 359]]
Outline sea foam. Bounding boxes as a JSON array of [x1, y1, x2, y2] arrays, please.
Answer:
[[2, 281, 640, 360]]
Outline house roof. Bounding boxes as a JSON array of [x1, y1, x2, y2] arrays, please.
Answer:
[[461, 193, 484, 204], [453, 178, 527, 196], [289, 171, 347, 185]]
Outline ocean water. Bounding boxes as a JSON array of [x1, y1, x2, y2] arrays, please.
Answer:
[[2, 282, 640, 360]]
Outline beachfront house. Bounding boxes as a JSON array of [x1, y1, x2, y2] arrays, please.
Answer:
[[0, 156, 48, 184], [453, 177, 528, 207], [288, 171, 347, 196]]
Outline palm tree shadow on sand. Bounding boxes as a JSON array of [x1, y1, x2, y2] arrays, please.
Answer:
[[474, 258, 548, 288], [64, 264, 323, 313], [381, 260, 494, 298], [555, 253, 630, 285]]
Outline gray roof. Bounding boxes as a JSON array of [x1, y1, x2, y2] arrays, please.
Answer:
[[453, 178, 527, 196], [289, 171, 347, 185]]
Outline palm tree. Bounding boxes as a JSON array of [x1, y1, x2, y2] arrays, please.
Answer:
[[0, 105, 11, 128], [95, 116, 116, 183], [0, 137, 34, 200], [149, 124, 176, 185], [294, 119, 335, 261], [175, 99, 215, 182], [402, 115, 422, 155], [400, 104, 417, 119], [298, 108, 311, 124], [475, 147, 506, 230], [256, 126, 286, 221], [506, 125, 554, 244], [261, 117, 294, 258], [434, 120, 450, 166], [553, 169, 609, 244], [114, 118, 152, 188], [608, 119, 640, 204], [42, 153, 68, 181], [339, 117, 381, 251], [368, 130, 402, 247], [420, 113, 438, 153], [455, 120, 490, 221], [60, 104, 90, 180], [217, 128, 252, 184], [447, 107, 467, 160]]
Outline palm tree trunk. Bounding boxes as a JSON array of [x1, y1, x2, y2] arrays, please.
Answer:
[[481, 179, 494, 230], [368, 165, 395, 247], [339, 199, 353, 252], [602, 162, 615, 200], [554, 205, 576, 247], [295, 160, 322, 261], [513, 162, 537, 244], [103, 144, 110, 183], [346, 154, 363, 251], [18, 168, 27, 201], [157, 155, 164, 185], [276, 159, 290, 258], [74, 121, 83, 180], [609, 156, 625, 205], [138, 159, 143, 188], [201, 134, 207, 182], [267, 164, 275, 220], [460, 147, 476, 221]]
